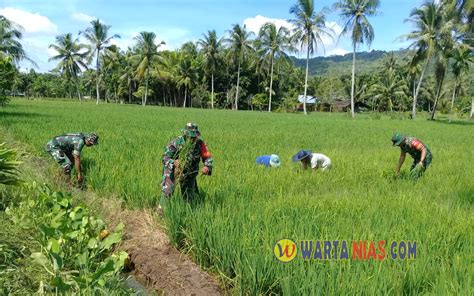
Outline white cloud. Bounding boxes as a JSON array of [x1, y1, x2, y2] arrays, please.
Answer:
[[18, 35, 57, 71], [325, 47, 349, 56], [242, 16, 348, 57], [0, 7, 57, 35], [71, 12, 96, 24], [155, 27, 190, 50], [243, 15, 294, 35]]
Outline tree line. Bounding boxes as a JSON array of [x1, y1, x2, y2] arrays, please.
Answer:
[[1, 0, 473, 119]]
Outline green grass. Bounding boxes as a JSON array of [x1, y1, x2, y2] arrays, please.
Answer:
[[1, 99, 473, 294]]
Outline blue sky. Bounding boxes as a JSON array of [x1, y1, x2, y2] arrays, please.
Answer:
[[0, 0, 425, 72]]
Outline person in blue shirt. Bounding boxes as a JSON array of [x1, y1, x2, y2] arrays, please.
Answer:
[[256, 154, 281, 168]]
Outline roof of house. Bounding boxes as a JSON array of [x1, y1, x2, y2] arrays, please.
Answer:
[[297, 95, 317, 104]]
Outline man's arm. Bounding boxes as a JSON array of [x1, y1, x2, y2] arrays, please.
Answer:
[[72, 138, 85, 182], [75, 155, 82, 182], [200, 141, 212, 175], [396, 151, 406, 175], [163, 140, 178, 170], [412, 140, 427, 167]]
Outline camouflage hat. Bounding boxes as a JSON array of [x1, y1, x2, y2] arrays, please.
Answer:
[[391, 133, 405, 146], [183, 123, 200, 138], [86, 132, 99, 145]]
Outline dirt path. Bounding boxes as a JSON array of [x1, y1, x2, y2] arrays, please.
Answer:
[[4, 133, 222, 296], [105, 205, 222, 296]]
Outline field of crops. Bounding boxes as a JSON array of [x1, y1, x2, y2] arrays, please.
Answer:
[[1, 99, 473, 294]]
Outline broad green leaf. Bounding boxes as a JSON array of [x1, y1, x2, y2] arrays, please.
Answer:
[[31, 252, 54, 275], [76, 251, 88, 266], [57, 198, 69, 208], [100, 232, 122, 250], [87, 238, 98, 249], [91, 259, 115, 283], [47, 238, 60, 254], [50, 252, 63, 271], [66, 230, 80, 239]]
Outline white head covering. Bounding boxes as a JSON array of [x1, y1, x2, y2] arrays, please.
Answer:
[[269, 154, 281, 167]]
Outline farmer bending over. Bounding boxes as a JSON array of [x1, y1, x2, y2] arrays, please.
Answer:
[[45, 132, 99, 184], [292, 150, 332, 171], [160, 123, 213, 209], [256, 154, 281, 167], [392, 133, 432, 179]]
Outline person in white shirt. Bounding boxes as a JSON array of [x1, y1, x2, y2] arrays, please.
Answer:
[[292, 150, 332, 171]]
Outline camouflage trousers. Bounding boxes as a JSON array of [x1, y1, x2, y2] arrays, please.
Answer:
[[45, 141, 73, 174], [410, 151, 433, 179], [161, 167, 199, 205]]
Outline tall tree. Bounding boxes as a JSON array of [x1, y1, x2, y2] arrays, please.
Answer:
[[226, 24, 254, 110], [370, 69, 408, 112], [49, 33, 89, 102], [449, 45, 473, 121], [290, 0, 333, 115], [334, 0, 379, 118], [430, 1, 462, 120], [198, 30, 222, 109], [119, 50, 136, 104], [81, 19, 119, 104], [257, 23, 294, 112], [176, 55, 197, 108], [132, 31, 165, 106], [402, 1, 446, 119], [0, 16, 33, 64]]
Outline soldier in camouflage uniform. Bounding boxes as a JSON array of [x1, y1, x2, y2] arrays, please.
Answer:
[[392, 133, 432, 179], [45, 132, 99, 183], [160, 123, 213, 207]]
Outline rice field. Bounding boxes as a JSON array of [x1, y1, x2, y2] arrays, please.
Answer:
[[1, 99, 473, 294]]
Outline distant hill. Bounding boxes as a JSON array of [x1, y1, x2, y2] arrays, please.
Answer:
[[290, 49, 411, 76]]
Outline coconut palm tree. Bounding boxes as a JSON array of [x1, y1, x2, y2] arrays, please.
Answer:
[[370, 69, 408, 112], [429, 1, 462, 120], [176, 56, 196, 108], [157, 50, 180, 106], [81, 19, 119, 104], [198, 30, 222, 109], [132, 31, 165, 106], [0, 16, 34, 65], [290, 0, 333, 115], [226, 24, 254, 110], [101, 45, 122, 102], [402, 1, 449, 119], [403, 59, 422, 109], [49, 33, 89, 102], [119, 50, 136, 104], [449, 45, 473, 121], [257, 22, 294, 112], [334, 0, 379, 118]]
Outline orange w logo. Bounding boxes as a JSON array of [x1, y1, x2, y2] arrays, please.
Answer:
[[274, 239, 297, 262], [277, 243, 296, 257]]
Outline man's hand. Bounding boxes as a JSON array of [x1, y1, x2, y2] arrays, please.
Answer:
[[418, 162, 424, 169], [201, 166, 210, 175], [174, 159, 182, 179], [77, 174, 84, 183]]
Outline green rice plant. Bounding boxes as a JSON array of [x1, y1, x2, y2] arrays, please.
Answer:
[[1, 99, 473, 294], [0, 142, 21, 186]]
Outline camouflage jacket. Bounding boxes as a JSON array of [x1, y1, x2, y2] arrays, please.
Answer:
[[162, 136, 213, 175], [49, 133, 86, 156], [400, 137, 431, 160]]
